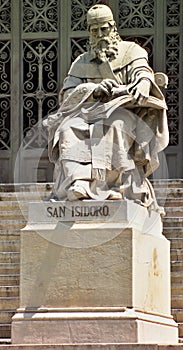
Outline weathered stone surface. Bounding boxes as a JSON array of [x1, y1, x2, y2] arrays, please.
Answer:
[[12, 309, 178, 345], [18, 205, 169, 313]]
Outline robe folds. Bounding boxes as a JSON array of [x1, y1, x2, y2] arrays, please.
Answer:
[[44, 41, 169, 201]]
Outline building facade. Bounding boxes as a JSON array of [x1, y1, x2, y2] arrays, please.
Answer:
[[0, 0, 182, 183]]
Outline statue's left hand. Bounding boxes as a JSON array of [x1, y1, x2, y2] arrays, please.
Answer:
[[131, 78, 151, 105]]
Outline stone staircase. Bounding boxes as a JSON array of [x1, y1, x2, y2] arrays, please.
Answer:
[[0, 180, 183, 342], [153, 179, 183, 341], [0, 183, 52, 339]]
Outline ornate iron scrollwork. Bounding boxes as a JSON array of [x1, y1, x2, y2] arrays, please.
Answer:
[[166, 0, 180, 146], [166, 34, 180, 146], [71, 38, 88, 61], [167, 0, 180, 27], [0, 1, 11, 150], [23, 39, 58, 149], [21, 0, 59, 150], [0, 0, 11, 33], [71, 0, 105, 31], [0, 40, 11, 150], [119, 0, 154, 29], [23, 0, 58, 32]]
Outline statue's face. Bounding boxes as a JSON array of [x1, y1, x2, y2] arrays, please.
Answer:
[[89, 22, 111, 40], [88, 20, 119, 61]]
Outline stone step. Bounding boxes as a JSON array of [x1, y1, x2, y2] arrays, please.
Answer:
[[0, 275, 19, 286], [0, 182, 53, 193], [0, 296, 19, 309], [171, 282, 183, 295], [171, 270, 183, 284], [171, 261, 183, 272], [2, 188, 181, 201], [161, 199, 183, 207], [0, 310, 14, 324], [163, 218, 183, 228], [0, 286, 19, 298], [0, 200, 28, 210], [164, 208, 183, 217], [172, 309, 183, 322], [0, 220, 26, 230], [0, 263, 19, 275], [1, 185, 182, 201], [178, 323, 183, 338], [0, 201, 25, 210], [1, 190, 181, 206], [171, 295, 183, 309], [165, 198, 182, 206], [171, 249, 183, 262], [156, 193, 183, 202], [0, 240, 20, 252], [0, 191, 50, 202], [0, 211, 27, 221], [0, 180, 182, 192], [154, 188, 183, 198], [170, 239, 183, 250], [163, 228, 183, 240], [151, 179, 183, 188], [0, 229, 20, 237], [0, 252, 20, 263], [0, 324, 11, 339]]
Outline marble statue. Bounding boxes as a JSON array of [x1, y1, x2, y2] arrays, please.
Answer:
[[44, 4, 169, 208]]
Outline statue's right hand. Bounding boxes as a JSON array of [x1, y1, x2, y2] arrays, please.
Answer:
[[93, 79, 119, 101]]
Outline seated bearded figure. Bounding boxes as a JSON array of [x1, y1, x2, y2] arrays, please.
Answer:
[[44, 4, 168, 209]]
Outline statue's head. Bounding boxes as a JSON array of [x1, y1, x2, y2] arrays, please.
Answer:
[[87, 5, 120, 61], [87, 4, 114, 27]]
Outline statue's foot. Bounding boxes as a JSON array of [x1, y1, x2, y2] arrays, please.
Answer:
[[107, 190, 123, 200], [43, 192, 60, 202], [67, 183, 90, 201], [67, 181, 122, 201]]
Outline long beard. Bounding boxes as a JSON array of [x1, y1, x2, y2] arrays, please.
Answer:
[[89, 35, 119, 62]]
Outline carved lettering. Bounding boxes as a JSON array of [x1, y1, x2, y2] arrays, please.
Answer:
[[46, 205, 110, 219], [59, 206, 66, 217], [47, 206, 53, 217], [46, 206, 66, 218], [71, 205, 109, 217]]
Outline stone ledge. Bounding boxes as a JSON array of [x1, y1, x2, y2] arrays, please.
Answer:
[[11, 308, 178, 345], [0, 344, 183, 350], [27, 200, 163, 238]]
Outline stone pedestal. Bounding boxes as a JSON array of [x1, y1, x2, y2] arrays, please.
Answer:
[[11, 200, 178, 344]]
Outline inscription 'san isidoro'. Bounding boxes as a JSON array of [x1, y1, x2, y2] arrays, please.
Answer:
[[47, 205, 110, 218]]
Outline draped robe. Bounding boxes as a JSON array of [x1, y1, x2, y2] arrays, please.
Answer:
[[44, 40, 168, 204]]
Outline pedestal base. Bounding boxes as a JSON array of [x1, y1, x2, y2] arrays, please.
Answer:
[[12, 308, 178, 345], [11, 201, 178, 344]]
